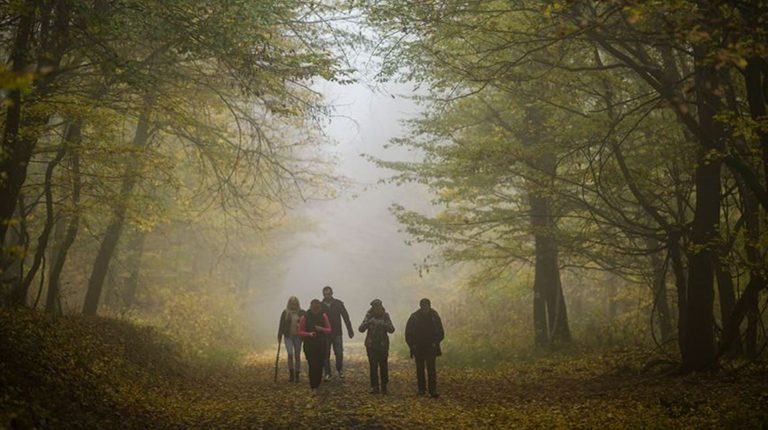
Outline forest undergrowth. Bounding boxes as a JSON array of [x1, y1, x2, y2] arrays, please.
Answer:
[[1, 310, 767, 429]]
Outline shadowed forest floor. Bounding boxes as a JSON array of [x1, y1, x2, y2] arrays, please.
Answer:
[[2, 311, 767, 429], [233, 343, 768, 429]]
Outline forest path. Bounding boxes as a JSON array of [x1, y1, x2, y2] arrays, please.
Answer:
[[4, 312, 766, 428], [163, 342, 766, 429]]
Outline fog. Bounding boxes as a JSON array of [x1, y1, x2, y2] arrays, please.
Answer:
[[254, 79, 434, 335]]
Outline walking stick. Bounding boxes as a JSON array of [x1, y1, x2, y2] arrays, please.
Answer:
[[274, 338, 281, 383]]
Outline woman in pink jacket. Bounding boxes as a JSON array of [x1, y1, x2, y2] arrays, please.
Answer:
[[298, 299, 332, 393]]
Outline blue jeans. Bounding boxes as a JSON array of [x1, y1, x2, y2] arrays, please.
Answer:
[[324, 334, 344, 375], [284, 335, 302, 372]]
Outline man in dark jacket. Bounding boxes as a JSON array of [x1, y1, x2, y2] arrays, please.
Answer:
[[321, 285, 354, 380], [405, 298, 444, 398]]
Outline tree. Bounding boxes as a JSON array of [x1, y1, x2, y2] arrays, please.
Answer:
[[361, 0, 767, 369], [1, 0, 348, 314]]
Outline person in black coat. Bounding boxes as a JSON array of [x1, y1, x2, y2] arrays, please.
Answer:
[[405, 298, 444, 398]]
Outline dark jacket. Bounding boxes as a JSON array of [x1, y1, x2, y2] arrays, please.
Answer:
[[322, 298, 353, 336], [277, 309, 305, 339], [359, 310, 395, 351], [300, 311, 331, 354], [405, 308, 444, 356]]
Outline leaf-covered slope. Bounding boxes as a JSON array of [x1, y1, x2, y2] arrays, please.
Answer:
[[0, 310, 191, 428]]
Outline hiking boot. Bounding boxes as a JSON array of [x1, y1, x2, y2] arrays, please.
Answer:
[[338, 371, 345, 379], [417, 390, 426, 396], [381, 384, 388, 395], [369, 386, 380, 394], [289, 369, 295, 382], [294, 372, 300, 383], [323, 373, 331, 381], [429, 392, 440, 399]]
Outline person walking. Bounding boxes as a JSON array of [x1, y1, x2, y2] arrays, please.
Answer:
[[359, 299, 395, 394], [405, 298, 444, 398], [299, 299, 332, 394], [321, 286, 354, 380], [277, 296, 305, 383]]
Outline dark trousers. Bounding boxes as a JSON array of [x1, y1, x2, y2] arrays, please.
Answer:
[[366, 347, 389, 388], [303, 339, 326, 389], [415, 352, 437, 394], [324, 334, 344, 375]]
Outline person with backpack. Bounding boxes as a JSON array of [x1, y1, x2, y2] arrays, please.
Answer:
[[405, 298, 444, 398], [359, 299, 395, 394], [298, 299, 332, 393], [277, 296, 305, 383], [321, 285, 354, 380]]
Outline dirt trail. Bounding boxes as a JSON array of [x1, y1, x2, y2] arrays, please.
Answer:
[[182, 343, 766, 429], [235, 341, 449, 428]]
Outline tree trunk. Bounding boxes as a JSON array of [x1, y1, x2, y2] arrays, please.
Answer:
[[18, 125, 72, 300], [530, 191, 570, 346], [1, 0, 71, 247], [714, 262, 741, 355], [605, 273, 618, 322], [46, 121, 83, 314], [531, 193, 554, 347], [82, 108, 151, 315], [47, 211, 66, 286], [720, 277, 763, 355], [38, 211, 66, 309], [521, 103, 570, 347], [0, 0, 37, 246], [2, 198, 28, 306], [742, 58, 767, 359], [744, 293, 760, 358], [45, 215, 79, 314], [682, 169, 718, 373], [719, 174, 765, 356], [649, 243, 673, 345], [549, 272, 570, 343], [680, 45, 723, 373], [121, 228, 147, 311], [744, 59, 768, 189], [668, 235, 687, 354]]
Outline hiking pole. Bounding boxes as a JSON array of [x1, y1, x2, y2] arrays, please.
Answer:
[[274, 338, 281, 383]]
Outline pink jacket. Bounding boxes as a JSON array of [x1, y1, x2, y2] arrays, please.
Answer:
[[298, 313, 331, 338]]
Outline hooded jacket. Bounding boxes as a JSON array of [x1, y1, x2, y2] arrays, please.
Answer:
[[359, 309, 395, 351]]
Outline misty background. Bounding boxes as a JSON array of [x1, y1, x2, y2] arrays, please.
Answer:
[[252, 78, 439, 340]]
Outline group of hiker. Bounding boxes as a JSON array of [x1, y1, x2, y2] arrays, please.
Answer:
[[276, 286, 444, 397]]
